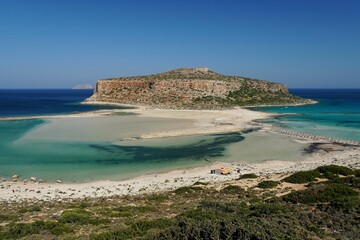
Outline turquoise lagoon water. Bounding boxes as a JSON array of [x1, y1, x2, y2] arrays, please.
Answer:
[[252, 89, 360, 141], [0, 119, 245, 181], [0, 117, 306, 182], [5, 89, 356, 182]]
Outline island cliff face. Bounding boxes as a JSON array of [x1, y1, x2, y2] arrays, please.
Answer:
[[86, 68, 312, 108]]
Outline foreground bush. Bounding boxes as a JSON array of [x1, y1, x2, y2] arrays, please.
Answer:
[[257, 180, 280, 189], [283, 184, 358, 204], [147, 197, 360, 239], [316, 165, 353, 176], [174, 186, 203, 195], [238, 173, 258, 180], [59, 210, 107, 225], [220, 185, 244, 194], [0, 221, 72, 239], [90, 218, 173, 240], [282, 170, 321, 184], [1, 166, 359, 240]]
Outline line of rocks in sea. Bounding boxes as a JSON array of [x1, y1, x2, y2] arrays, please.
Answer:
[[268, 127, 360, 146]]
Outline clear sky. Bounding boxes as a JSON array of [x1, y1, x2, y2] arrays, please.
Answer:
[[1, 0, 359, 88]]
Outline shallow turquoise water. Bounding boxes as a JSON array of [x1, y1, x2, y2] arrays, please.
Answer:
[[0, 117, 308, 182], [8, 89, 358, 182], [0, 119, 245, 181], [252, 89, 360, 141]]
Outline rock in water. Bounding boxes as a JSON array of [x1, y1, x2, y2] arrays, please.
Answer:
[[72, 84, 93, 90]]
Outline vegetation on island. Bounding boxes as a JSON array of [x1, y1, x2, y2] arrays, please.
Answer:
[[0, 165, 359, 239], [90, 68, 314, 108], [194, 80, 307, 107]]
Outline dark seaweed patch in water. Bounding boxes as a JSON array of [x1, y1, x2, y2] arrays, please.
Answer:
[[303, 142, 353, 155], [241, 128, 261, 134], [91, 133, 244, 164]]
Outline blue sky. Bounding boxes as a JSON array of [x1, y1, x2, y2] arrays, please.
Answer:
[[0, 0, 359, 88]]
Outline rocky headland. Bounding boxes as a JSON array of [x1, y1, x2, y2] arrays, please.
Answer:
[[86, 67, 315, 108]]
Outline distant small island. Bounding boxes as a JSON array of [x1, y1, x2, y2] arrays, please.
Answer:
[[72, 84, 93, 90], [86, 67, 315, 108]]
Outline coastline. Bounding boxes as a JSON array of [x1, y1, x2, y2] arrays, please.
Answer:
[[0, 101, 359, 202], [1, 144, 359, 202]]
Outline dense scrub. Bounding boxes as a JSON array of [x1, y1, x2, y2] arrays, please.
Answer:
[[282, 165, 355, 184], [257, 180, 280, 189], [282, 170, 321, 183], [237, 173, 258, 179], [0, 165, 359, 239]]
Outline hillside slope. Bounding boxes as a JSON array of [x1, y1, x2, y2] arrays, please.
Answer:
[[86, 67, 314, 108]]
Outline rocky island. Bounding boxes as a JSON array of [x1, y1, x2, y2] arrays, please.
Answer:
[[72, 84, 93, 90], [86, 67, 314, 108]]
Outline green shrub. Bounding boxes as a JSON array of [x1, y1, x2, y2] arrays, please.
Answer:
[[316, 165, 353, 176], [128, 218, 173, 233], [5, 222, 39, 238], [321, 171, 338, 180], [282, 170, 321, 184], [329, 196, 360, 210], [174, 186, 203, 194], [59, 210, 92, 224], [0, 221, 73, 239], [18, 206, 41, 213], [145, 194, 169, 202], [283, 184, 358, 204], [91, 218, 174, 240], [59, 210, 107, 225], [108, 212, 133, 218], [327, 176, 360, 188], [66, 202, 89, 209], [250, 203, 289, 216], [257, 181, 280, 189], [238, 173, 258, 180], [48, 223, 73, 235], [0, 214, 17, 222], [220, 185, 244, 194], [90, 228, 136, 240], [354, 169, 360, 177], [113, 205, 156, 213]]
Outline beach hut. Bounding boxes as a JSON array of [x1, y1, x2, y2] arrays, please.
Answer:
[[210, 167, 233, 175]]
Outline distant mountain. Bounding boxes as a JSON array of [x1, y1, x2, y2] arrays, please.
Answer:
[[86, 67, 315, 109], [72, 84, 93, 90]]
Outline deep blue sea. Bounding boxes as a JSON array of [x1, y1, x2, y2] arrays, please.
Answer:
[[252, 89, 360, 141], [0, 89, 124, 117]]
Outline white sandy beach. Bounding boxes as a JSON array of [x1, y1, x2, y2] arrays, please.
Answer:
[[1, 104, 359, 202], [1, 146, 359, 202]]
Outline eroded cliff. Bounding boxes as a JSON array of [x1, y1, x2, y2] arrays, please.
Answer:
[[86, 68, 312, 108]]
